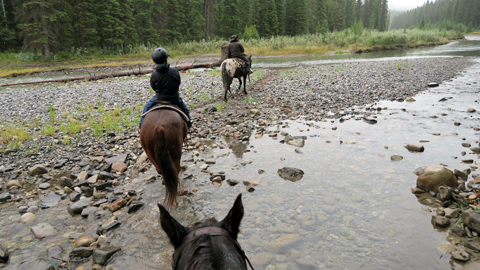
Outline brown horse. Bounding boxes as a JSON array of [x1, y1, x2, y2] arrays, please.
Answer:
[[140, 108, 188, 207], [221, 55, 252, 101], [158, 194, 254, 270]]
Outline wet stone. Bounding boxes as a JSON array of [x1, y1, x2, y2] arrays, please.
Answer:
[[0, 193, 12, 202], [75, 236, 96, 247], [68, 198, 92, 215], [31, 223, 57, 239], [92, 245, 121, 265], [226, 179, 240, 186], [465, 239, 480, 251], [39, 183, 50, 189], [105, 154, 127, 165], [18, 205, 28, 214], [40, 192, 62, 209], [451, 250, 470, 262], [128, 201, 144, 214], [69, 192, 81, 202], [431, 215, 450, 227], [70, 247, 93, 258], [28, 165, 48, 176], [277, 167, 304, 181], [81, 207, 98, 218], [390, 155, 403, 161], [405, 144, 424, 152], [451, 225, 467, 237]]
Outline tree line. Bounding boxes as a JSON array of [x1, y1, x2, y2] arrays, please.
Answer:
[[390, 0, 480, 31], [0, 0, 390, 55]]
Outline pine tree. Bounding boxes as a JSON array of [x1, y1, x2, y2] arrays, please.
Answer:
[[132, 0, 158, 45], [254, 0, 278, 37], [14, 0, 66, 55], [218, 0, 241, 38], [345, 0, 356, 29], [380, 0, 388, 31], [0, 0, 20, 51], [285, 0, 308, 35], [275, 0, 285, 35], [355, 0, 363, 23]]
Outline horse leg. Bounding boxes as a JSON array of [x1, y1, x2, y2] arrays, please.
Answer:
[[243, 75, 247, 95], [237, 78, 242, 93]]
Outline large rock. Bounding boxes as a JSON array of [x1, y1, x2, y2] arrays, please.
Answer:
[[93, 245, 121, 265], [462, 210, 480, 234], [416, 165, 458, 192], [68, 198, 92, 215], [31, 223, 57, 239], [277, 167, 304, 182], [105, 154, 127, 165], [41, 192, 62, 209], [28, 165, 48, 176]]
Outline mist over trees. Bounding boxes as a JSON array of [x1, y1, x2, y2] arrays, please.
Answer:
[[390, 0, 480, 31], [1, 0, 456, 55]]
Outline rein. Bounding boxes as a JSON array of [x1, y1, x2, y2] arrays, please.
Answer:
[[172, 226, 255, 270]]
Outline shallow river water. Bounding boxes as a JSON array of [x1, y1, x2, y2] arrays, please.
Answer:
[[1, 37, 480, 270], [100, 57, 480, 270]]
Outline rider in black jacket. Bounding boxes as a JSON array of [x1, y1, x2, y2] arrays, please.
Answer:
[[139, 47, 191, 128]]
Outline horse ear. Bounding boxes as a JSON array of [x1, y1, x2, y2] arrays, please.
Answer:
[[158, 203, 188, 248], [221, 194, 244, 239]]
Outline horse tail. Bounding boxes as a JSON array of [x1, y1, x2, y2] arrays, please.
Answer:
[[221, 61, 230, 100], [221, 61, 228, 82], [154, 126, 178, 207]]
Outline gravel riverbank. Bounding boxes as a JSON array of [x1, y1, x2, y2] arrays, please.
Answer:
[[0, 56, 477, 269]]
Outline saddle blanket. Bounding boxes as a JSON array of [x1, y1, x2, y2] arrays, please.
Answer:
[[141, 105, 189, 123]]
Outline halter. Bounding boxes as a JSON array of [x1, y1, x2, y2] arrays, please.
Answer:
[[172, 226, 255, 270]]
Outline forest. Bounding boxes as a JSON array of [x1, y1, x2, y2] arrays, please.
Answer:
[[390, 0, 480, 31], [0, 0, 389, 55]]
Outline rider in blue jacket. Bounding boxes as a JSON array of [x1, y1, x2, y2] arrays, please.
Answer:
[[139, 47, 191, 129]]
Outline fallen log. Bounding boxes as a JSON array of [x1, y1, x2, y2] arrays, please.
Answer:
[[0, 61, 221, 87]]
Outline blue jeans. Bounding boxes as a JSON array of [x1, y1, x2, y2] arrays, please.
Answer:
[[139, 96, 191, 128]]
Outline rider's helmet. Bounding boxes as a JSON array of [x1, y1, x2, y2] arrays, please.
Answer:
[[152, 47, 169, 64]]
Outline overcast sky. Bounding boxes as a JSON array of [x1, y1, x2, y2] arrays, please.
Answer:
[[389, 0, 429, 11]]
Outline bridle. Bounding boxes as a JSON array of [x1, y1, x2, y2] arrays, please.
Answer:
[[172, 226, 255, 270]]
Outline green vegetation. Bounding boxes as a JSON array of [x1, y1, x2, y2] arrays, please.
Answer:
[[391, 0, 480, 32], [214, 102, 229, 112]]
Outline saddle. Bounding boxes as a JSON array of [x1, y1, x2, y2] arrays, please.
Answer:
[[231, 58, 247, 69], [141, 103, 189, 123]]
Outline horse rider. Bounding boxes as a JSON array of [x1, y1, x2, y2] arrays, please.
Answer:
[[227, 35, 253, 74], [139, 47, 192, 129]]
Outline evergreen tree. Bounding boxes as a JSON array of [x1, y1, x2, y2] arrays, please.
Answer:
[[275, 0, 285, 35], [0, 0, 20, 51], [132, 0, 158, 45], [285, 0, 308, 35], [345, 0, 356, 29], [380, 0, 388, 31], [355, 0, 363, 23], [218, 0, 241, 38], [254, 0, 278, 37], [332, 0, 346, 31], [14, 0, 66, 55]]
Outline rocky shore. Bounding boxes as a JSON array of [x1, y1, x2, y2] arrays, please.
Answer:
[[0, 56, 479, 269]]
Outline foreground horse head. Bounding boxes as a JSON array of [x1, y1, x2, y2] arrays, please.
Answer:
[[140, 108, 188, 207], [158, 194, 254, 270], [221, 55, 252, 101]]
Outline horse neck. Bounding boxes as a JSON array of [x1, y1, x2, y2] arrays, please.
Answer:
[[177, 235, 246, 270]]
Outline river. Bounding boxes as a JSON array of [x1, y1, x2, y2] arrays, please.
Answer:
[[1, 36, 480, 270], [107, 36, 480, 269]]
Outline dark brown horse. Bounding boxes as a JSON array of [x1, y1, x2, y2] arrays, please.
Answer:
[[140, 108, 188, 207], [221, 55, 252, 101], [158, 194, 254, 270]]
